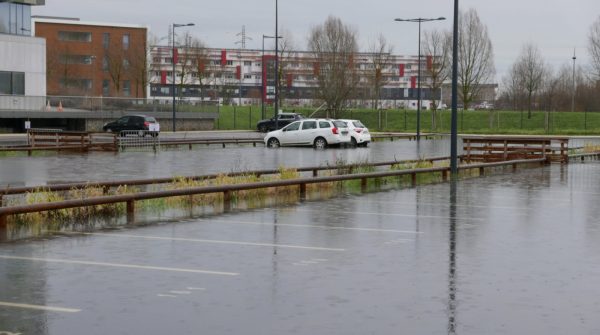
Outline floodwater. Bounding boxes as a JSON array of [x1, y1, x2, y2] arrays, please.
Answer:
[[1, 138, 600, 334]]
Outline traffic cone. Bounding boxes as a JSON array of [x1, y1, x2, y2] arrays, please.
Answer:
[[58, 101, 63, 111], [45, 100, 51, 111]]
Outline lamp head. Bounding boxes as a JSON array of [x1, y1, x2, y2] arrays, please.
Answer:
[[187, 23, 195, 26], [394, 18, 403, 21], [438, 17, 446, 20]]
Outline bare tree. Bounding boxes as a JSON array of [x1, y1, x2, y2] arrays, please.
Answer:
[[456, 8, 496, 109], [515, 42, 546, 118], [500, 62, 525, 110], [541, 64, 561, 111], [172, 31, 195, 100], [306, 15, 361, 115], [189, 36, 212, 100], [587, 15, 600, 94], [128, 30, 158, 98], [273, 28, 298, 107], [103, 40, 130, 96], [363, 32, 394, 110], [421, 28, 452, 130]]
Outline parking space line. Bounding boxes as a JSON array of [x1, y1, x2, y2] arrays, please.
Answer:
[[187, 287, 206, 290], [345, 200, 531, 210], [45, 231, 345, 251], [200, 219, 423, 234], [0, 255, 239, 276], [296, 209, 484, 221], [0, 302, 80, 313]]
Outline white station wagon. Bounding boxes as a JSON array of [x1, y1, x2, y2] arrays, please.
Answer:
[[264, 119, 351, 148]]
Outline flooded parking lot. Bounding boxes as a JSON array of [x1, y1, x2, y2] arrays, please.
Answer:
[[0, 139, 599, 334]]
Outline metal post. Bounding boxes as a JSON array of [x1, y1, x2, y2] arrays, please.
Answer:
[[417, 20, 422, 141], [262, 36, 265, 120], [274, 0, 279, 130], [172, 24, 176, 132], [450, 0, 459, 176], [572, 48, 576, 113]]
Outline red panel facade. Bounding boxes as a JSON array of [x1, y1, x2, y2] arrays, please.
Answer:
[[427, 56, 432, 70], [221, 51, 227, 64], [161, 71, 167, 84], [399, 64, 404, 77], [287, 74, 292, 87], [349, 55, 354, 69], [236, 66, 241, 79], [174, 48, 178, 64], [314, 62, 319, 75], [411, 76, 416, 89]]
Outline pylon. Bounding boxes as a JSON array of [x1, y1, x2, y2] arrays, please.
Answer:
[[58, 101, 63, 111], [45, 100, 51, 111]]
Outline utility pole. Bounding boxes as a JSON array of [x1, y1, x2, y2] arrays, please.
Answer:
[[572, 47, 576, 112]]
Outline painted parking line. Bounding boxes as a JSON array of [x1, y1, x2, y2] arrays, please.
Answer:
[[157, 294, 177, 298], [46, 231, 345, 251], [200, 219, 423, 234], [187, 287, 206, 290], [296, 209, 485, 221], [345, 200, 531, 210], [0, 301, 80, 313], [0, 255, 239, 276]]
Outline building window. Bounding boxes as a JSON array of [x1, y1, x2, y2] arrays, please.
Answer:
[[0, 71, 24, 95], [0, 3, 31, 36], [123, 34, 130, 50], [212, 60, 221, 65], [244, 61, 251, 66], [123, 58, 130, 71], [102, 57, 109, 72], [255, 75, 261, 80], [58, 30, 92, 42], [165, 58, 173, 64], [59, 54, 92, 65], [123, 81, 131, 96], [256, 62, 261, 67], [226, 60, 233, 66], [244, 75, 251, 79], [405, 64, 412, 70], [102, 79, 110, 96], [58, 78, 92, 89], [160, 87, 170, 94], [103, 33, 110, 49], [153, 57, 161, 63]]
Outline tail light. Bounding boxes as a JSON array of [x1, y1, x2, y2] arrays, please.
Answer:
[[332, 127, 339, 135], [144, 122, 149, 126], [355, 129, 363, 133]]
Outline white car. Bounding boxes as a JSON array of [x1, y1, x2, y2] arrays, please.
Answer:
[[339, 119, 371, 147], [264, 119, 351, 148]]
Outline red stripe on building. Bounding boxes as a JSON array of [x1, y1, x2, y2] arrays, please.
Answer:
[[411, 76, 416, 89], [399, 64, 404, 77], [287, 74, 292, 87], [349, 55, 354, 69], [161, 71, 167, 84], [376, 69, 381, 81], [427, 56, 432, 70], [236, 66, 241, 79], [199, 60, 204, 72], [314, 62, 319, 75], [174, 48, 178, 64], [221, 51, 227, 65]]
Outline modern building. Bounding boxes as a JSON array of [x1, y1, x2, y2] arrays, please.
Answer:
[[32, 16, 148, 97], [0, 0, 46, 110], [149, 47, 443, 109]]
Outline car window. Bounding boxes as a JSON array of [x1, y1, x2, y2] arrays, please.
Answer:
[[145, 117, 156, 123], [353, 121, 366, 128], [131, 116, 143, 123], [333, 121, 347, 128], [302, 121, 317, 130], [319, 121, 331, 129], [117, 116, 130, 124], [296, 114, 306, 119], [284, 122, 300, 131]]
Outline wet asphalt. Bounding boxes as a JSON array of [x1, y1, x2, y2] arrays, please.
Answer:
[[0, 139, 599, 334]]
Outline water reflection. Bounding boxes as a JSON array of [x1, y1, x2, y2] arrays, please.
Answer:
[[447, 179, 458, 334]]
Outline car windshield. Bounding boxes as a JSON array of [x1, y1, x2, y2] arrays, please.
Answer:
[[145, 117, 156, 123], [352, 121, 366, 128], [333, 121, 347, 128]]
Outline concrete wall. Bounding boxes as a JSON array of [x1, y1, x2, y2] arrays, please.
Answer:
[[85, 118, 214, 132], [0, 34, 46, 98]]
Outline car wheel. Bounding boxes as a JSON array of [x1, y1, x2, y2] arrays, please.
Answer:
[[314, 137, 328, 149], [350, 137, 358, 147], [137, 130, 146, 137], [105, 128, 112, 132], [267, 138, 280, 148], [259, 125, 268, 133]]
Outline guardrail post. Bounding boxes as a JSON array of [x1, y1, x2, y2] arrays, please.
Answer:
[[512, 163, 517, 170], [299, 183, 306, 194], [189, 143, 192, 150], [224, 190, 231, 202], [479, 167, 485, 176], [222, 143, 226, 148], [102, 186, 109, 195], [361, 178, 367, 187], [411, 173, 417, 186], [127, 200, 135, 214], [0, 214, 6, 228], [313, 170, 318, 177], [442, 170, 449, 181]]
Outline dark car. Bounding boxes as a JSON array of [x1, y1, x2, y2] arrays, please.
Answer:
[[103, 115, 159, 137], [257, 113, 306, 132]]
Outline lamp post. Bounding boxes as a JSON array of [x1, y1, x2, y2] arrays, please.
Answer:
[[237, 54, 242, 107], [172, 23, 195, 132], [90, 56, 97, 96], [572, 48, 576, 112], [450, 1, 459, 175], [395, 17, 446, 141], [274, 0, 279, 130], [262, 35, 280, 120]]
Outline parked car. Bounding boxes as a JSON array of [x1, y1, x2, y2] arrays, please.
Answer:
[[103, 115, 159, 137], [339, 119, 371, 147], [264, 119, 351, 148], [257, 113, 306, 132]]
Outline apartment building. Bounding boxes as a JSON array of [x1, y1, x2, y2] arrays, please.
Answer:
[[0, 0, 46, 109], [149, 47, 441, 108], [32, 16, 148, 97]]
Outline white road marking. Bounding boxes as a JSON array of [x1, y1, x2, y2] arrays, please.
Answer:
[[171, 291, 191, 294], [187, 287, 206, 290], [157, 294, 177, 298], [0, 302, 80, 313], [311, 259, 328, 261], [46, 231, 345, 251], [296, 209, 484, 221], [0, 255, 239, 276], [347, 199, 531, 210], [200, 219, 423, 234], [301, 261, 318, 264], [292, 263, 308, 266]]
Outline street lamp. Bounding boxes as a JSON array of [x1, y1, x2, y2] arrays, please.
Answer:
[[89, 56, 97, 96], [395, 17, 446, 141], [172, 23, 195, 132], [450, 1, 459, 175], [274, 0, 280, 130], [262, 35, 281, 120], [572, 48, 576, 113], [237, 54, 242, 107]]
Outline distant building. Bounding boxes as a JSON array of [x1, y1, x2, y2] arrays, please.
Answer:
[[32, 16, 148, 97], [0, 0, 46, 109]]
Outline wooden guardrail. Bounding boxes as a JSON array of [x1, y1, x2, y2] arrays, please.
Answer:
[[21, 131, 118, 154], [0, 158, 546, 227], [463, 137, 569, 163]]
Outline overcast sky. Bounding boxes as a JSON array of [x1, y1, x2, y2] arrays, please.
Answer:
[[34, 0, 599, 78]]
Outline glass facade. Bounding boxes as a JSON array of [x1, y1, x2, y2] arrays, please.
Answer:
[[0, 2, 32, 36], [0, 71, 25, 95]]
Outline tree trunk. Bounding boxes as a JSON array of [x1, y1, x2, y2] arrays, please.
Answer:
[[527, 91, 532, 119]]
